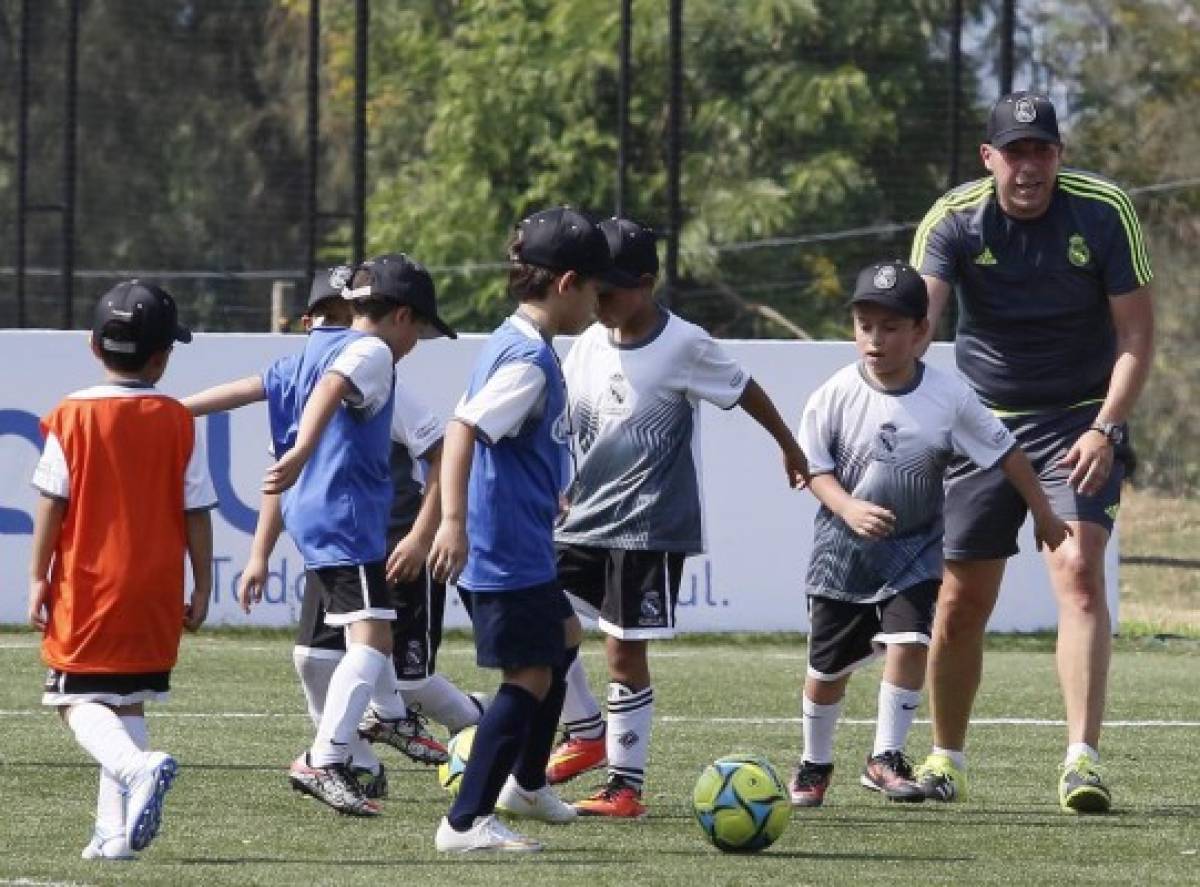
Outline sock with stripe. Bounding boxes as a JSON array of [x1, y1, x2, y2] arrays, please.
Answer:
[[448, 682, 538, 831], [606, 682, 654, 790], [311, 644, 386, 767], [561, 655, 605, 740], [872, 681, 922, 756], [801, 695, 841, 765]]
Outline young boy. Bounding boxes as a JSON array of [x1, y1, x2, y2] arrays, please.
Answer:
[[29, 280, 215, 860], [548, 217, 809, 817], [241, 254, 454, 816], [429, 206, 620, 853], [789, 260, 1071, 807], [184, 266, 473, 791]]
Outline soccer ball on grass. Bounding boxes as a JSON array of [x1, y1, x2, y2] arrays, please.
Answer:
[[692, 754, 790, 852]]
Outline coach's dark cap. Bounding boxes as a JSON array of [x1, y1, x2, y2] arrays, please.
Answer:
[[308, 264, 354, 308], [345, 253, 456, 339], [599, 217, 659, 288], [850, 261, 928, 320], [987, 91, 1061, 147], [514, 207, 625, 286], [93, 280, 192, 356]]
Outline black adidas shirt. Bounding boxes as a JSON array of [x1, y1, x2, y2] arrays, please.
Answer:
[[911, 170, 1152, 411]]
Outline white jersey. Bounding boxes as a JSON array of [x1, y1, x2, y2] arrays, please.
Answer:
[[556, 309, 748, 553], [799, 361, 1015, 602]]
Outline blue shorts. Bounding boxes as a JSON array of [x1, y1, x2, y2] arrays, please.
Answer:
[[459, 583, 574, 670]]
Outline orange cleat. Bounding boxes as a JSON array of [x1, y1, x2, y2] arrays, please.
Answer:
[[545, 734, 607, 785], [573, 776, 647, 819]]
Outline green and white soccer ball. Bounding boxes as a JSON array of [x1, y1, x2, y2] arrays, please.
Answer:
[[437, 725, 476, 797], [692, 754, 791, 852]]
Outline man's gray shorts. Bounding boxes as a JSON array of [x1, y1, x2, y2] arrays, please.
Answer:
[[943, 402, 1132, 561]]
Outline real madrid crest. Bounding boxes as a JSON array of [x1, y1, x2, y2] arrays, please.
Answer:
[[1068, 233, 1090, 267], [873, 265, 898, 290], [329, 264, 353, 291], [1013, 98, 1037, 123]]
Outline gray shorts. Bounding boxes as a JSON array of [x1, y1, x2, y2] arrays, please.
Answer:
[[943, 402, 1132, 561]]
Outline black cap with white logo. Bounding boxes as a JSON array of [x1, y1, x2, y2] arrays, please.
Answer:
[[599, 217, 659, 288], [344, 253, 456, 339], [92, 280, 192, 357], [987, 91, 1061, 147], [514, 207, 625, 286], [850, 261, 929, 320], [308, 264, 354, 308]]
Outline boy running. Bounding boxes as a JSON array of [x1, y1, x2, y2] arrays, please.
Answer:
[[788, 260, 1070, 807], [29, 281, 215, 859], [243, 255, 453, 816], [429, 206, 618, 852], [549, 217, 809, 817]]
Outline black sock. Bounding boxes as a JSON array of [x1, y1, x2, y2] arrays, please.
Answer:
[[447, 682, 538, 831], [511, 647, 577, 791]]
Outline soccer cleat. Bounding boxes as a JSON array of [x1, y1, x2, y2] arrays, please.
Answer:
[[435, 814, 543, 853], [353, 762, 389, 800], [125, 752, 178, 852], [789, 760, 833, 808], [81, 831, 135, 861], [573, 775, 647, 819], [914, 753, 966, 803], [289, 753, 381, 817], [359, 709, 449, 765], [860, 750, 926, 803], [1059, 755, 1111, 814], [545, 733, 607, 785], [496, 774, 578, 823]]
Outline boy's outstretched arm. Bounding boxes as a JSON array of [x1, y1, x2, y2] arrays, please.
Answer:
[[808, 474, 896, 540], [27, 495, 66, 631], [387, 443, 443, 584], [237, 492, 284, 614], [998, 448, 1072, 552], [428, 420, 475, 585], [184, 510, 214, 631], [263, 372, 350, 493], [737, 378, 810, 488], [182, 376, 266, 417]]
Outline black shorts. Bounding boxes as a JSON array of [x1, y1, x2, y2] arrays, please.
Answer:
[[459, 583, 574, 670], [306, 561, 396, 626], [806, 581, 939, 681], [391, 567, 447, 683], [557, 544, 686, 640], [944, 403, 1131, 561], [294, 571, 347, 656], [42, 669, 171, 706]]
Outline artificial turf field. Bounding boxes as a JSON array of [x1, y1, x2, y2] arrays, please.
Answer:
[[1, 630, 1197, 886]]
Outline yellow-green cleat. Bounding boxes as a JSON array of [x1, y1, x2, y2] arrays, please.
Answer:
[[914, 753, 966, 802], [1059, 755, 1111, 814]]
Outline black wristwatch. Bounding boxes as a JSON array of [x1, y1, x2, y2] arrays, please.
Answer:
[[1088, 421, 1125, 446]]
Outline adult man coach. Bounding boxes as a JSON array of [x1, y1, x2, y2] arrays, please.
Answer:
[[909, 91, 1154, 812]]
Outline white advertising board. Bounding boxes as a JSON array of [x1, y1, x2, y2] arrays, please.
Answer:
[[0, 330, 1117, 632]]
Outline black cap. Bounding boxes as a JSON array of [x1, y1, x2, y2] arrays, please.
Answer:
[[599, 217, 659, 288], [308, 264, 353, 308], [514, 207, 624, 285], [345, 253, 456, 339], [92, 280, 192, 357], [850, 261, 928, 320], [987, 91, 1061, 148]]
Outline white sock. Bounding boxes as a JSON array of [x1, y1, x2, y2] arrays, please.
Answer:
[[312, 644, 387, 767], [91, 715, 150, 839], [872, 682, 922, 756], [293, 648, 341, 728], [801, 695, 841, 765], [404, 674, 482, 733], [932, 746, 967, 770], [67, 704, 147, 785], [606, 682, 653, 789], [370, 658, 408, 721], [1065, 742, 1099, 766], [561, 657, 605, 740]]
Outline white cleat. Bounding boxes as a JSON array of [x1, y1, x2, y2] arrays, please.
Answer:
[[496, 774, 578, 823], [435, 814, 543, 853], [81, 831, 135, 861]]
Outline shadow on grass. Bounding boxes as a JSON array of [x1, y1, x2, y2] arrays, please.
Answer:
[[173, 854, 618, 866]]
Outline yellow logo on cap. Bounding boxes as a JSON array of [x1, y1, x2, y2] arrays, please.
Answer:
[[1068, 234, 1090, 267], [974, 246, 998, 266]]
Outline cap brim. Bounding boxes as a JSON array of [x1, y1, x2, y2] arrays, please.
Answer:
[[990, 127, 1061, 148], [174, 324, 193, 344], [602, 266, 647, 289], [849, 294, 925, 319], [430, 316, 457, 340]]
